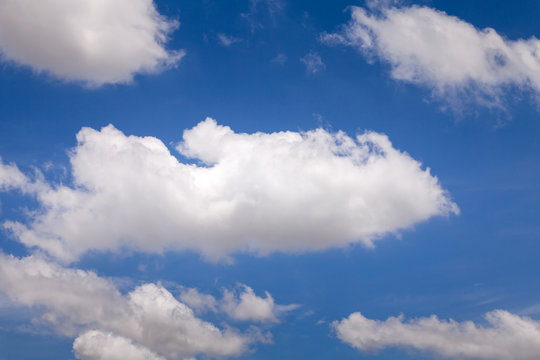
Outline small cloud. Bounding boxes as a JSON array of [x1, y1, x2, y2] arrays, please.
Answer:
[[297, 310, 315, 320], [300, 11, 311, 28], [241, 0, 285, 32], [300, 52, 325, 74], [217, 33, 242, 47], [179, 284, 298, 323], [271, 53, 287, 65]]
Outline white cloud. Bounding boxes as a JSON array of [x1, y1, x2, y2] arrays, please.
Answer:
[[217, 33, 242, 47], [0, 253, 259, 359], [222, 286, 279, 323], [179, 287, 219, 314], [222, 285, 298, 323], [1, 118, 457, 262], [0, 158, 40, 193], [300, 52, 325, 74], [322, 5, 540, 109], [0, 0, 183, 86], [181, 285, 298, 323], [333, 310, 540, 360], [73, 330, 165, 360]]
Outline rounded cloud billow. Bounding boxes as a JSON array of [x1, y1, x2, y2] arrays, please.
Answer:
[[0, 253, 262, 359], [0, 0, 183, 86], [1, 119, 458, 262]]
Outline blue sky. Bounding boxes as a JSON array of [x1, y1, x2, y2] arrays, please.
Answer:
[[0, 0, 540, 359]]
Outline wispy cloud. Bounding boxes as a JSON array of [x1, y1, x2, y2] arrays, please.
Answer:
[[300, 51, 326, 74], [271, 53, 287, 65], [241, 0, 285, 32], [217, 33, 242, 47]]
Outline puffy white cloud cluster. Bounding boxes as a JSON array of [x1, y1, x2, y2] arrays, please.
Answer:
[[333, 310, 540, 360], [0, 0, 183, 86], [180, 285, 299, 323], [221, 286, 283, 323], [0, 252, 264, 359], [322, 4, 540, 109], [0, 119, 457, 262]]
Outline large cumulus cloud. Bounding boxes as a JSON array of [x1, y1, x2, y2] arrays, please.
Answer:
[[0, 0, 183, 86], [1, 119, 457, 262]]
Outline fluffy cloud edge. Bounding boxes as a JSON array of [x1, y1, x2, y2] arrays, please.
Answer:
[[332, 310, 540, 360], [322, 4, 540, 111]]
